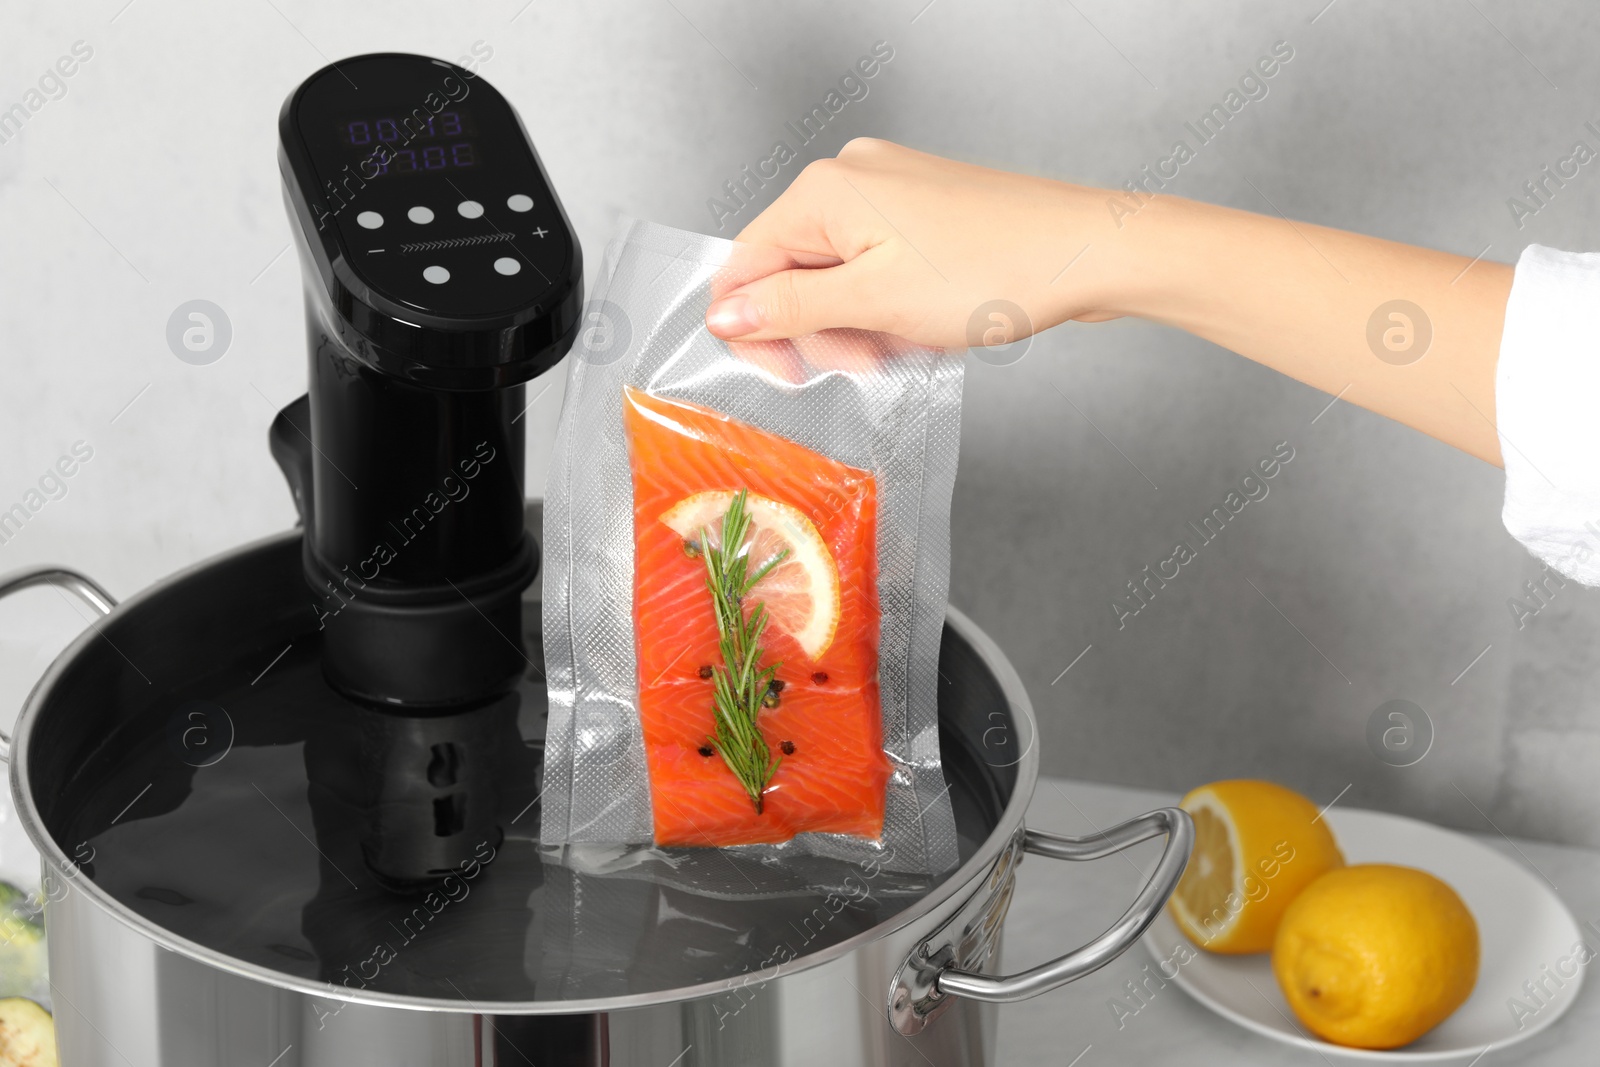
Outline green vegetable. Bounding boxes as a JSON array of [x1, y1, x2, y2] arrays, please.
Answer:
[[0, 887, 42, 949], [0, 883, 47, 1012]]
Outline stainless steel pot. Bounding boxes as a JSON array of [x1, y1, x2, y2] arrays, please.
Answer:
[[0, 533, 1189, 1067]]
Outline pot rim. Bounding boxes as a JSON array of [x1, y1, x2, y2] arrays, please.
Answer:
[[10, 530, 1040, 1015]]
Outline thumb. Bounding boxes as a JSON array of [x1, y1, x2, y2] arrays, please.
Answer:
[[706, 255, 885, 341]]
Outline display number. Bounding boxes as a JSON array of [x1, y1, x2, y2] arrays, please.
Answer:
[[346, 112, 463, 147], [367, 142, 476, 176]]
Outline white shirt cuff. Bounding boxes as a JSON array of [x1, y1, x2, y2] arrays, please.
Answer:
[[1498, 243, 1600, 585]]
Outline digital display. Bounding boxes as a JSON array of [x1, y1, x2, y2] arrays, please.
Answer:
[[339, 110, 479, 178], [288, 52, 578, 322]]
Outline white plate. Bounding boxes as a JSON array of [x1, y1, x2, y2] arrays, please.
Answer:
[[1141, 807, 1587, 1063]]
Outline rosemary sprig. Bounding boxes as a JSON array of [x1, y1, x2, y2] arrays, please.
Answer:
[[698, 489, 790, 813]]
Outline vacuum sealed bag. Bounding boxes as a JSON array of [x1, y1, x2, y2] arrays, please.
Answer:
[[541, 219, 963, 875]]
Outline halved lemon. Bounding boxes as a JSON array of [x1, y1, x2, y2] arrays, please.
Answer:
[[660, 490, 841, 659], [1169, 779, 1345, 954]]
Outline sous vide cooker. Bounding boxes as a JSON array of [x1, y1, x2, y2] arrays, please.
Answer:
[[0, 53, 1190, 1067]]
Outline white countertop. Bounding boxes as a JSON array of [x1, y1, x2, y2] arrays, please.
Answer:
[[999, 778, 1600, 1066]]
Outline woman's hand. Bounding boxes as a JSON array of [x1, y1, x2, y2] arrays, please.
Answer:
[[707, 138, 1515, 467], [705, 138, 1132, 347]]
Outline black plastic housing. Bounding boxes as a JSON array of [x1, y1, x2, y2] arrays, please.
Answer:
[[274, 53, 582, 708], [278, 52, 584, 389]]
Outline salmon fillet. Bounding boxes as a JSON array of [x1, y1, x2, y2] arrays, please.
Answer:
[[623, 386, 892, 846]]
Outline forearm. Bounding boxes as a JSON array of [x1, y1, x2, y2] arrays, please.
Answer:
[[708, 141, 1514, 466], [1108, 194, 1512, 465]]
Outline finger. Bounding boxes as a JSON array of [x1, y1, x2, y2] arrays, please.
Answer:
[[735, 157, 886, 261], [733, 164, 843, 258], [710, 243, 839, 303], [877, 332, 935, 358], [705, 251, 894, 341]]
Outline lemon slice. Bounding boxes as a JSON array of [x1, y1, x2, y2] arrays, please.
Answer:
[[660, 490, 841, 659], [1168, 779, 1345, 954]]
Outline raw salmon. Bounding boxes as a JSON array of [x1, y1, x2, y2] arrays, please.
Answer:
[[623, 385, 892, 846]]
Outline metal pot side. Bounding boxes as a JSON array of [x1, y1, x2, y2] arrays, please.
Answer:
[[3, 533, 1187, 1067]]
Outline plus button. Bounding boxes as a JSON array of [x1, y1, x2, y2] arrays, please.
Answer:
[[531, 227, 549, 238]]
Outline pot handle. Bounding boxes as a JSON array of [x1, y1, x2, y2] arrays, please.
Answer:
[[0, 566, 118, 762], [943, 807, 1193, 1001], [890, 806, 1193, 1033]]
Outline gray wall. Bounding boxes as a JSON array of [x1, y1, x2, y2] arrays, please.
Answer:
[[3, 0, 1599, 854]]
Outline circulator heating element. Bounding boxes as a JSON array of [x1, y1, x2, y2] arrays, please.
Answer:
[[272, 53, 583, 709]]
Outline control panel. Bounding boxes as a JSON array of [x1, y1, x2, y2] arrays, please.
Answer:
[[282, 54, 576, 321]]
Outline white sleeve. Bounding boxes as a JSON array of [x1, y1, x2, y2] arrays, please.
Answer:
[[1498, 244, 1600, 585]]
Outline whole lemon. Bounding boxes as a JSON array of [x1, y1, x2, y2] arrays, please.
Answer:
[[1168, 779, 1345, 953], [1273, 864, 1479, 1049]]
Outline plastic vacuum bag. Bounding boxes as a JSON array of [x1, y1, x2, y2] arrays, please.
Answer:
[[541, 219, 962, 875]]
